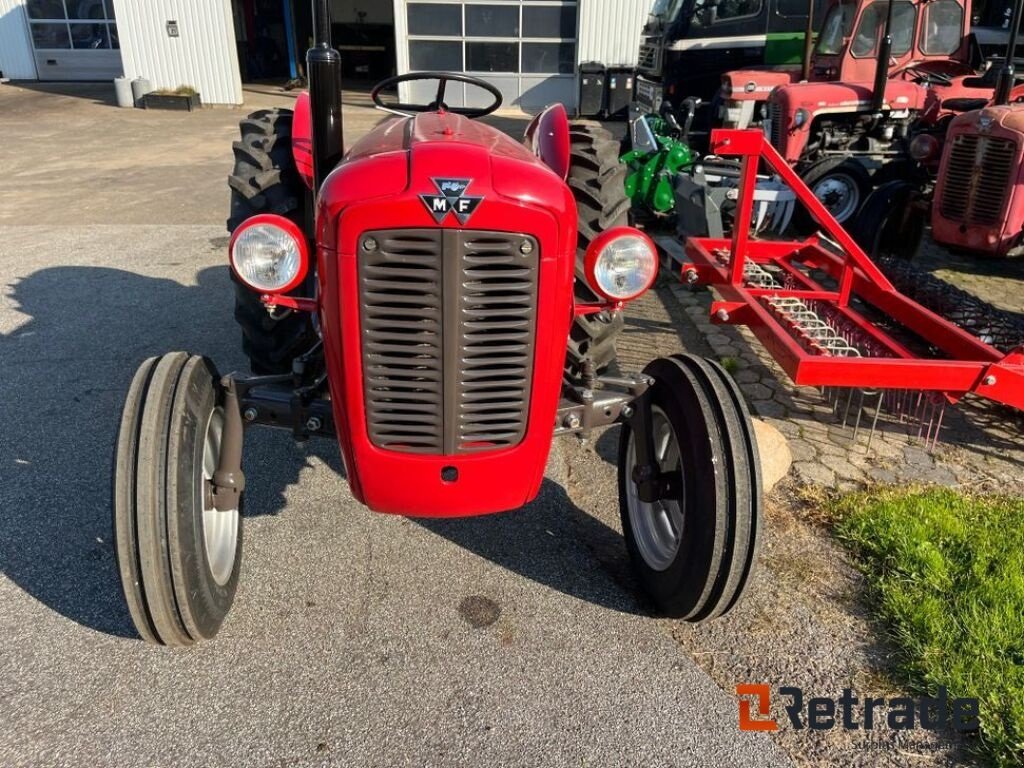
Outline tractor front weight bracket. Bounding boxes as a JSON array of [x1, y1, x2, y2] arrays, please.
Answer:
[[211, 376, 247, 512]]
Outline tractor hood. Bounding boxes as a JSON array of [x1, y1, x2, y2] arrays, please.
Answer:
[[316, 111, 574, 251], [721, 66, 801, 102], [771, 78, 927, 115]]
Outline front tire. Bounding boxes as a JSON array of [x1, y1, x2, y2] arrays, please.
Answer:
[[849, 180, 924, 261], [793, 157, 872, 233], [113, 353, 243, 645], [618, 354, 762, 620]]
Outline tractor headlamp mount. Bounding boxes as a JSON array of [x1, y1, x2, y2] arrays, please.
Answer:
[[584, 227, 658, 302], [229, 214, 309, 295]]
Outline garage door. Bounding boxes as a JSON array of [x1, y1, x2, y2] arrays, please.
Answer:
[[26, 0, 123, 81], [400, 0, 578, 111]]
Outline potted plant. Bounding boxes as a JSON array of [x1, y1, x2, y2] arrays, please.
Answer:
[[142, 85, 201, 111]]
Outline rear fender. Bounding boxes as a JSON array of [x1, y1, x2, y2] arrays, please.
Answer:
[[524, 103, 571, 180], [292, 92, 314, 191]]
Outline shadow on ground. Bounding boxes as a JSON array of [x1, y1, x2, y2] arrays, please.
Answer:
[[0, 264, 638, 638]]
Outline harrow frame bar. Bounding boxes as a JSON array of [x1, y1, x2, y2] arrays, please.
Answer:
[[680, 130, 1024, 411]]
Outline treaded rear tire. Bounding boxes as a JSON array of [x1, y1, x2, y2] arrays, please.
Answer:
[[568, 121, 632, 372], [227, 108, 316, 374]]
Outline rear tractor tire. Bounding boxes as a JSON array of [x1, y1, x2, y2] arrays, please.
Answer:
[[618, 354, 762, 620], [849, 180, 924, 261], [567, 121, 632, 372], [227, 107, 317, 374], [113, 353, 243, 645]]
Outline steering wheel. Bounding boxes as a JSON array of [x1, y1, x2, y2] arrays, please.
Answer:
[[903, 66, 953, 87], [370, 72, 503, 119]]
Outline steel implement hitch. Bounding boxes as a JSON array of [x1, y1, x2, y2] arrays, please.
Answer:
[[678, 129, 1024, 418]]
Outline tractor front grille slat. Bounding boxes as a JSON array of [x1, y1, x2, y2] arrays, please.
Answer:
[[768, 100, 785, 152], [358, 229, 538, 455], [939, 133, 1016, 226]]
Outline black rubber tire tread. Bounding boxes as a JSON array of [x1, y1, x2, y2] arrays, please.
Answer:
[[878, 257, 1024, 353], [567, 121, 631, 371], [113, 356, 161, 644], [618, 356, 730, 619], [134, 352, 194, 646], [792, 157, 872, 234], [673, 354, 762, 619], [849, 180, 924, 261], [166, 356, 243, 642], [227, 107, 316, 374]]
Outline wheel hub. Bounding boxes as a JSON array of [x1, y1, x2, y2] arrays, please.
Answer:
[[202, 407, 239, 586], [812, 174, 860, 223]]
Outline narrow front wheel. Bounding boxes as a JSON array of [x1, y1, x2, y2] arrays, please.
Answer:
[[618, 354, 762, 620], [113, 353, 244, 645]]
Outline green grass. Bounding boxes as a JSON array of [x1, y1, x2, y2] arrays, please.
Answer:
[[830, 487, 1024, 767]]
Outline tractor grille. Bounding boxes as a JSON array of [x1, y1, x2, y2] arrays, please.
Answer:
[[768, 100, 785, 152], [939, 134, 1016, 226], [358, 229, 538, 455]]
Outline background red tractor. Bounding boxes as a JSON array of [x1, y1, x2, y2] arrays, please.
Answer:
[[111, 1, 763, 646], [740, 0, 996, 227]]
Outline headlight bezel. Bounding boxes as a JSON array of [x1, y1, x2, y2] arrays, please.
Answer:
[[229, 214, 309, 295], [583, 226, 658, 303]]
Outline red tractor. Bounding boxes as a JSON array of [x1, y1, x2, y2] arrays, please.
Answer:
[[854, 0, 1024, 259], [112, 2, 763, 646], [728, 0, 996, 226]]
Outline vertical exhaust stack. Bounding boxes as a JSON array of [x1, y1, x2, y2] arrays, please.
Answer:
[[994, 0, 1023, 106], [308, 0, 344, 192], [870, 0, 895, 113], [800, 0, 816, 82]]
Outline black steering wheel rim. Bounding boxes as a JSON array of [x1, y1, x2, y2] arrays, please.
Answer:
[[370, 72, 503, 119], [904, 65, 953, 86]]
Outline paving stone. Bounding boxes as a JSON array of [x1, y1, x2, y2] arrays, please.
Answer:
[[867, 467, 899, 484], [787, 440, 818, 463], [792, 461, 836, 488], [733, 368, 761, 385], [753, 400, 787, 419]]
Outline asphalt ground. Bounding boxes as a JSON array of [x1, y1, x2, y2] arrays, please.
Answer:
[[0, 85, 789, 765]]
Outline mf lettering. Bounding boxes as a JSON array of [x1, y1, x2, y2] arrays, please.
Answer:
[[737, 684, 979, 732]]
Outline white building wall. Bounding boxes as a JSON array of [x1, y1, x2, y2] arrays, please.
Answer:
[[577, 0, 651, 67], [0, 0, 37, 80], [114, 0, 242, 105]]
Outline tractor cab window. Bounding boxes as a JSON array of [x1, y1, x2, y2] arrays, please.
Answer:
[[690, 0, 764, 27], [816, 1, 856, 54], [919, 0, 964, 55], [851, 0, 915, 58]]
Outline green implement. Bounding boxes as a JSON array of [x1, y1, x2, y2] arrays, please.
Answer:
[[621, 116, 696, 215]]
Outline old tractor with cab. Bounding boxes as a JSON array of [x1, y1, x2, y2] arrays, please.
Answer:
[[111, 1, 764, 646]]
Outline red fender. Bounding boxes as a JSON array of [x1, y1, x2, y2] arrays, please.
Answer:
[[292, 92, 314, 190], [523, 103, 571, 180]]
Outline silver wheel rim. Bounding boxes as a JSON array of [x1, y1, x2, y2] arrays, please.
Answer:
[[202, 407, 239, 586], [625, 405, 685, 572], [812, 173, 860, 223]]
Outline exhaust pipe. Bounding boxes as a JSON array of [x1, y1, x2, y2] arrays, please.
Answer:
[[308, 0, 344, 191], [800, 0, 816, 82], [870, 0, 895, 113], [994, 0, 1024, 106]]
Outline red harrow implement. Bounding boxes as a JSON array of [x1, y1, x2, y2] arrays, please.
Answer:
[[678, 129, 1024, 445]]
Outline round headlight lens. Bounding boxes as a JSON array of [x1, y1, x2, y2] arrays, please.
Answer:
[[793, 108, 810, 128], [231, 221, 305, 293], [588, 231, 657, 301], [909, 133, 939, 162]]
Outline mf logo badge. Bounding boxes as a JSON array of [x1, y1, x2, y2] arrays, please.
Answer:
[[420, 178, 483, 224]]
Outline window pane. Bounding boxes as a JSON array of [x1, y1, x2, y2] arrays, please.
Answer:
[[713, 0, 762, 22], [816, 2, 856, 54], [104, 0, 115, 19], [522, 42, 574, 73], [466, 41, 518, 72], [70, 21, 108, 48], [30, 22, 71, 48], [466, 6, 519, 37], [67, 0, 105, 20], [920, 0, 963, 55], [775, 0, 809, 17], [26, 0, 66, 20], [109, 21, 119, 48], [852, 1, 914, 57], [522, 6, 576, 38], [407, 3, 461, 36], [409, 40, 463, 71]]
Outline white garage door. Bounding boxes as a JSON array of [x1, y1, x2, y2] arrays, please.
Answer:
[[26, 0, 122, 81], [400, 0, 578, 111]]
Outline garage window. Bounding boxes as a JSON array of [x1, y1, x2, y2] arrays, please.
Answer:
[[27, 0, 119, 49]]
